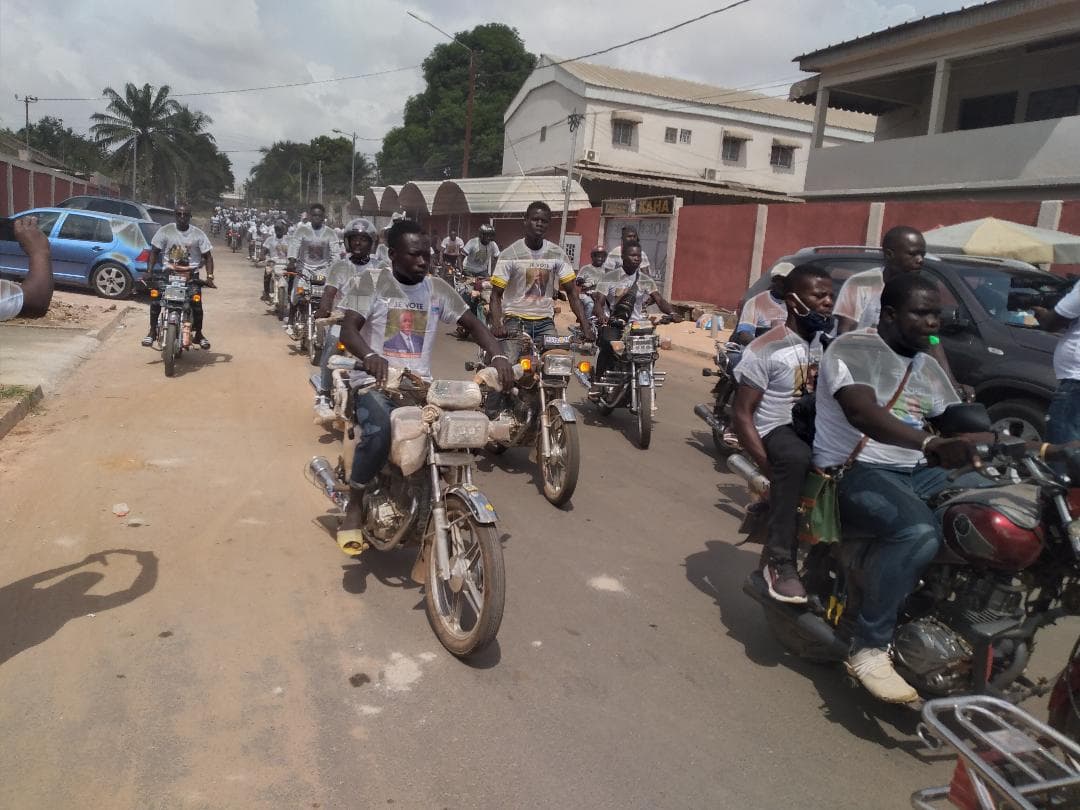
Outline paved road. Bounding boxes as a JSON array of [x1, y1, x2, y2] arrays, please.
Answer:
[[0, 247, 1073, 809]]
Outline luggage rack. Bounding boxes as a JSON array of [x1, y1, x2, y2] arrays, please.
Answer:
[[912, 695, 1080, 809]]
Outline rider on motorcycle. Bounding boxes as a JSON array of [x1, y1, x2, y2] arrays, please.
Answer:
[[311, 217, 380, 424], [731, 263, 833, 603], [285, 203, 337, 339], [576, 244, 607, 321], [733, 262, 793, 346], [333, 219, 515, 554], [260, 220, 289, 302], [602, 225, 652, 273], [142, 203, 215, 350], [460, 225, 500, 317], [588, 241, 678, 398], [814, 273, 987, 703], [440, 229, 465, 273]]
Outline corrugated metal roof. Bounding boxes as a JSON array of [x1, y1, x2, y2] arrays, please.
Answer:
[[547, 55, 875, 132], [431, 176, 591, 216], [573, 165, 797, 203], [379, 186, 403, 211], [398, 181, 442, 214]]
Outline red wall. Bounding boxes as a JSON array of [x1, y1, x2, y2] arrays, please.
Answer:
[[882, 200, 1041, 233], [762, 202, 871, 268], [12, 166, 30, 212], [33, 172, 51, 207], [671, 204, 759, 309], [54, 178, 71, 202], [574, 207, 602, 254], [1059, 200, 1080, 237]]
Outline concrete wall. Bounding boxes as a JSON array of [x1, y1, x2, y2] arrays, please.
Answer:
[[804, 115, 1080, 196], [501, 82, 578, 176], [1, 156, 120, 216]]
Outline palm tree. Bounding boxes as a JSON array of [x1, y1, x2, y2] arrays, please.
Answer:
[[90, 83, 184, 202]]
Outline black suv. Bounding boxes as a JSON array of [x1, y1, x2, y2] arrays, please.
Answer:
[[738, 246, 1069, 440]]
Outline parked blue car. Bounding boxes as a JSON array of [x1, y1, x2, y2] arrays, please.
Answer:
[[0, 207, 159, 299]]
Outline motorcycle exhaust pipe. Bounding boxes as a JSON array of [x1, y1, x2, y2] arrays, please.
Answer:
[[694, 403, 723, 431], [306, 456, 346, 509], [742, 571, 848, 662], [727, 454, 770, 496]]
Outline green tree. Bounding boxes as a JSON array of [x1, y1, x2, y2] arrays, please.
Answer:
[[248, 136, 376, 207], [170, 106, 234, 206], [12, 116, 106, 174], [377, 23, 535, 183]]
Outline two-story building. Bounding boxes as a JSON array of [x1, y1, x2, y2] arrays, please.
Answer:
[[501, 55, 875, 205], [790, 0, 1080, 201]]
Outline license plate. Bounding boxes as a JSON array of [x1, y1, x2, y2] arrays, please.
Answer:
[[164, 285, 187, 302]]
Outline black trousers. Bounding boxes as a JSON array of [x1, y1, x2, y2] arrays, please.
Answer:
[[761, 424, 812, 564], [150, 301, 204, 334]]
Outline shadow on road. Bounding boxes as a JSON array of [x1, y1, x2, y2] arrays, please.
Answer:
[[0, 549, 158, 666], [341, 549, 422, 596], [475, 447, 576, 512], [144, 349, 233, 377], [684, 539, 934, 756]]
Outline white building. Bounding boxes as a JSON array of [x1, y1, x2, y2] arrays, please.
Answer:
[[502, 55, 875, 204], [790, 0, 1080, 200]]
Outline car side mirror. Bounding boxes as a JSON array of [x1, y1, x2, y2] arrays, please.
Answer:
[[939, 306, 972, 334]]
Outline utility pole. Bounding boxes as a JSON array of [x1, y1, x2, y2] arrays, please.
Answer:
[[298, 159, 303, 206], [132, 137, 138, 198], [333, 128, 359, 201], [317, 160, 324, 203], [16, 95, 39, 152], [407, 11, 476, 178], [558, 111, 586, 255]]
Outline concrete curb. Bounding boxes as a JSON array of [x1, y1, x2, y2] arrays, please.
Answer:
[[0, 384, 43, 440], [87, 305, 135, 343]]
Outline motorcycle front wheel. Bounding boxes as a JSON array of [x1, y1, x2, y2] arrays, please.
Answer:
[[308, 319, 320, 365], [540, 411, 579, 506], [424, 494, 505, 658], [636, 385, 653, 449], [275, 287, 285, 319], [298, 314, 309, 354], [163, 322, 178, 377]]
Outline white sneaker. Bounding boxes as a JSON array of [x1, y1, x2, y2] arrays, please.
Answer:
[[846, 647, 918, 704], [313, 395, 335, 425], [286, 325, 299, 340]]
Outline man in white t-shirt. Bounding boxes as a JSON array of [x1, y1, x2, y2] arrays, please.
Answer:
[[734, 262, 794, 345], [732, 263, 833, 604], [332, 220, 514, 556], [143, 204, 215, 349], [813, 273, 985, 703], [0, 216, 54, 321], [440, 229, 465, 271], [285, 202, 339, 338], [834, 226, 926, 334], [462, 225, 499, 278], [260, 220, 290, 301], [489, 201, 594, 346], [1036, 280, 1080, 444], [602, 225, 652, 273]]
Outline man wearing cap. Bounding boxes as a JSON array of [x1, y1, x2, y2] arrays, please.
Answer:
[[734, 262, 793, 345], [576, 244, 608, 321]]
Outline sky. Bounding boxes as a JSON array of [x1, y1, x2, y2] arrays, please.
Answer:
[[0, 0, 972, 186]]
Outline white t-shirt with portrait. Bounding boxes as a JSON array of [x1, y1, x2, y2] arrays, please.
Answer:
[[262, 234, 290, 263], [440, 236, 465, 257], [738, 290, 788, 332], [462, 237, 500, 277], [834, 267, 884, 330], [288, 223, 339, 275], [735, 325, 823, 439], [327, 255, 379, 292], [492, 238, 575, 320], [813, 330, 958, 469], [596, 268, 660, 322], [0, 279, 24, 321], [1053, 280, 1080, 381], [335, 271, 467, 382], [151, 223, 212, 270]]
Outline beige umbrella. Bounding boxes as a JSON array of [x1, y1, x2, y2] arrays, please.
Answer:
[[923, 217, 1080, 264]]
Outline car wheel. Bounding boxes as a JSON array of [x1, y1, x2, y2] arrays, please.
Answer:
[[987, 398, 1046, 442], [91, 262, 133, 300]]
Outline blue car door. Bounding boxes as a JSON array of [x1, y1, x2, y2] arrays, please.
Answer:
[[0, 211, 61, 277], [51, 213, 116, 282]]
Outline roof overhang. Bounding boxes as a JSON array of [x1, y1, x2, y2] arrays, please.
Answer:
[[573, 164, 798, 203], [379, 186, 402, 212], [431, 175, 591, 216]]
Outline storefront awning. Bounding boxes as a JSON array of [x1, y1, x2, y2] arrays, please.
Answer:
[[772, 137, 803, 149]]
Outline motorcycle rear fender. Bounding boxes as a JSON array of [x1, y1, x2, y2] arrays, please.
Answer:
[[637, 368, 652, 387], [546, 398, 577, 423], [446, 483, 498, 525]]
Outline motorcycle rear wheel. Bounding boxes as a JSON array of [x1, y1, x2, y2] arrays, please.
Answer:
[[636, 385, 653, 449], [424, 494, 505, 658], [540, 412, 579, 506], [163, 323, 178, 377]]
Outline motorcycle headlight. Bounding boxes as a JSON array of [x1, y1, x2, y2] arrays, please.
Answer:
[[628, 335, 658, 354], [434, 411, 490, 449], [542, 352, 573, 376]]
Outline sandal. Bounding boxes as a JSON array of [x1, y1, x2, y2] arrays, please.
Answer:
[[197, 336, 211, 350], [141, 334, 155, 348], [336, 528, 367, 557]]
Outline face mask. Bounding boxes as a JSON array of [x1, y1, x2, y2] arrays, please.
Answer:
[[791, 293, 835, 334]]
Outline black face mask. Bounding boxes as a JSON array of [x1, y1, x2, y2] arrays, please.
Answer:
[[791, 293, 835, 335]]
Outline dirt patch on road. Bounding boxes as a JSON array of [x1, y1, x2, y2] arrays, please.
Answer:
[[7, 290, 135, 331]]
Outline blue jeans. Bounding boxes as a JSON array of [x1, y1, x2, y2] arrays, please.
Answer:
[[350, 390, 395, 487], [837, 463, 987, 649], [318, 325, 341, 394], [1047, 379, 1080, 444]]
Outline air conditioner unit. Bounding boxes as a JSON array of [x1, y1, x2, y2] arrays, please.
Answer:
[[703, 168, 717, 180], [585, 150, 597, 162]]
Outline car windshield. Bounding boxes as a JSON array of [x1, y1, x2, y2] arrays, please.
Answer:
[[949, 263, 1070, 328]]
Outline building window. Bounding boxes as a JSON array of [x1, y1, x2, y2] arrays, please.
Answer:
[[539, 126, 547, 142], [770, 145, 794, 169], [958, 92, 1018, 130], [1026, 85, 1080, 122], [722, 137, 742, 162], [664, 127, 677, 143], [612, 120, 635, 147], [679, 128, 692, 144]]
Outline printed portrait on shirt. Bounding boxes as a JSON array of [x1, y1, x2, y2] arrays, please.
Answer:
[[523, 265, 550, 301], [166, 243, 193, 267], [383, 307, 427, 357]]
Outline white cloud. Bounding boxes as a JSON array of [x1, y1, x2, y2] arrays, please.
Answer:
[[1, 0, 968, 185]]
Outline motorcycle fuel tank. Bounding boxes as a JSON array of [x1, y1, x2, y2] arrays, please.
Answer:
[[941, 484, 1043, 570]]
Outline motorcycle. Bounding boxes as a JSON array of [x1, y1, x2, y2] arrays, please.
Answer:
[[455, 275, 492, 339], [694, 339, 744, 455], [738, 407, 1080, 702], [292, 268, 327, 365], [151, 262, 208, 378], [580, 314, 673, 450], [264, 257, 289, 317], [227, 227, 241, 252], [306, 360, 505, 658], [469, 325, 590, 507]]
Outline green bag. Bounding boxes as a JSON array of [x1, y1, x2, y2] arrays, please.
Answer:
[[795, 362, 915, 545], [797, 468, 841, 544]]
